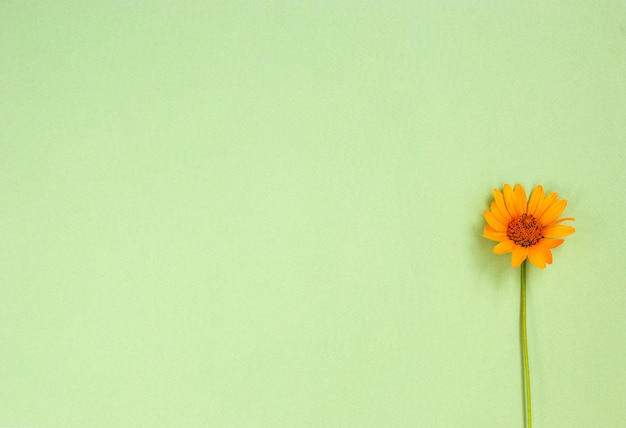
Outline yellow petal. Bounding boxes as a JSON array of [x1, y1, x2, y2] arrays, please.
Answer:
[[514, 184, 528, 214], [539, 199, 567, 225], [483, 226, 508, 242], [484, 210, 507, 231], [543, 225, 575, 238], [493, 240, 516, 254], [511, 246, 528, 268], [527, 185, 544, 217], [503, 184, 519, 218], [527, 245, 547, 269]]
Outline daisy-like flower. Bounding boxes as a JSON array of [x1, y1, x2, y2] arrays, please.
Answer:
[[483, 184, 575, 269]]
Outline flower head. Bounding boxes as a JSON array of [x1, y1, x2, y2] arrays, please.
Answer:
[[483, 184, 575, 269]]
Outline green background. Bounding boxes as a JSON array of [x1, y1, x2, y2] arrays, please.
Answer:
[[2, 1, 625, 426]]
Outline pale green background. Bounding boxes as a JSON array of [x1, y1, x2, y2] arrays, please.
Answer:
[[1, 1, 625, 427]]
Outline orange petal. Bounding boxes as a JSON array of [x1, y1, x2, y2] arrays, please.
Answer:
[[543, 225, 575, 238], [493, 188, 512, 222], [483, 226, 508, 242], [514, 184, 528, 214], [484, 210, 507, 231], [544, 217, 575, 229], [511, 246, 528, 268], [503, 184, 519, 218], [536, 241, 554, 264], [540, 239, 564, 249], [490, 202, 509, 226], [527, 245, 547, 269], [527, 185, 544, 217], [534, 192, 558, 220], [493, 240, 516, 254], [539, 199, 567, 225]]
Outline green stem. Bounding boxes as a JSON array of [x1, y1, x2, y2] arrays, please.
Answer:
[[521, 260, 532, 428]]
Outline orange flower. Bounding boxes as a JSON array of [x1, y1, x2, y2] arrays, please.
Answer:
[[483, 184, 575, 269]]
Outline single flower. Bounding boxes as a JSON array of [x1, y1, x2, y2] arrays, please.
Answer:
[[483, 184, 575, 269]]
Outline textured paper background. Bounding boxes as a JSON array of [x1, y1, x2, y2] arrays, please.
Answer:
[[2, 2, 625, 426]]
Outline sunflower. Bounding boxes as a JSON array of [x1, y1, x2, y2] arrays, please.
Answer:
[[483, 184, 575, 269]]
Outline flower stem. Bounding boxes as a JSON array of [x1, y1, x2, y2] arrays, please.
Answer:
[[521, 260, 532, 428]]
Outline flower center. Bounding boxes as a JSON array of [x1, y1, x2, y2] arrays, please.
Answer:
[[507, 213, 543, 247]]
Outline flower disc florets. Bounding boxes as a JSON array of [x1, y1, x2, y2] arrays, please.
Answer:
[[507, 214, 543, 248]]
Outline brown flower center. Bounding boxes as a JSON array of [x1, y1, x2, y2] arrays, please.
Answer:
[[507, 213, 543, 247]]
